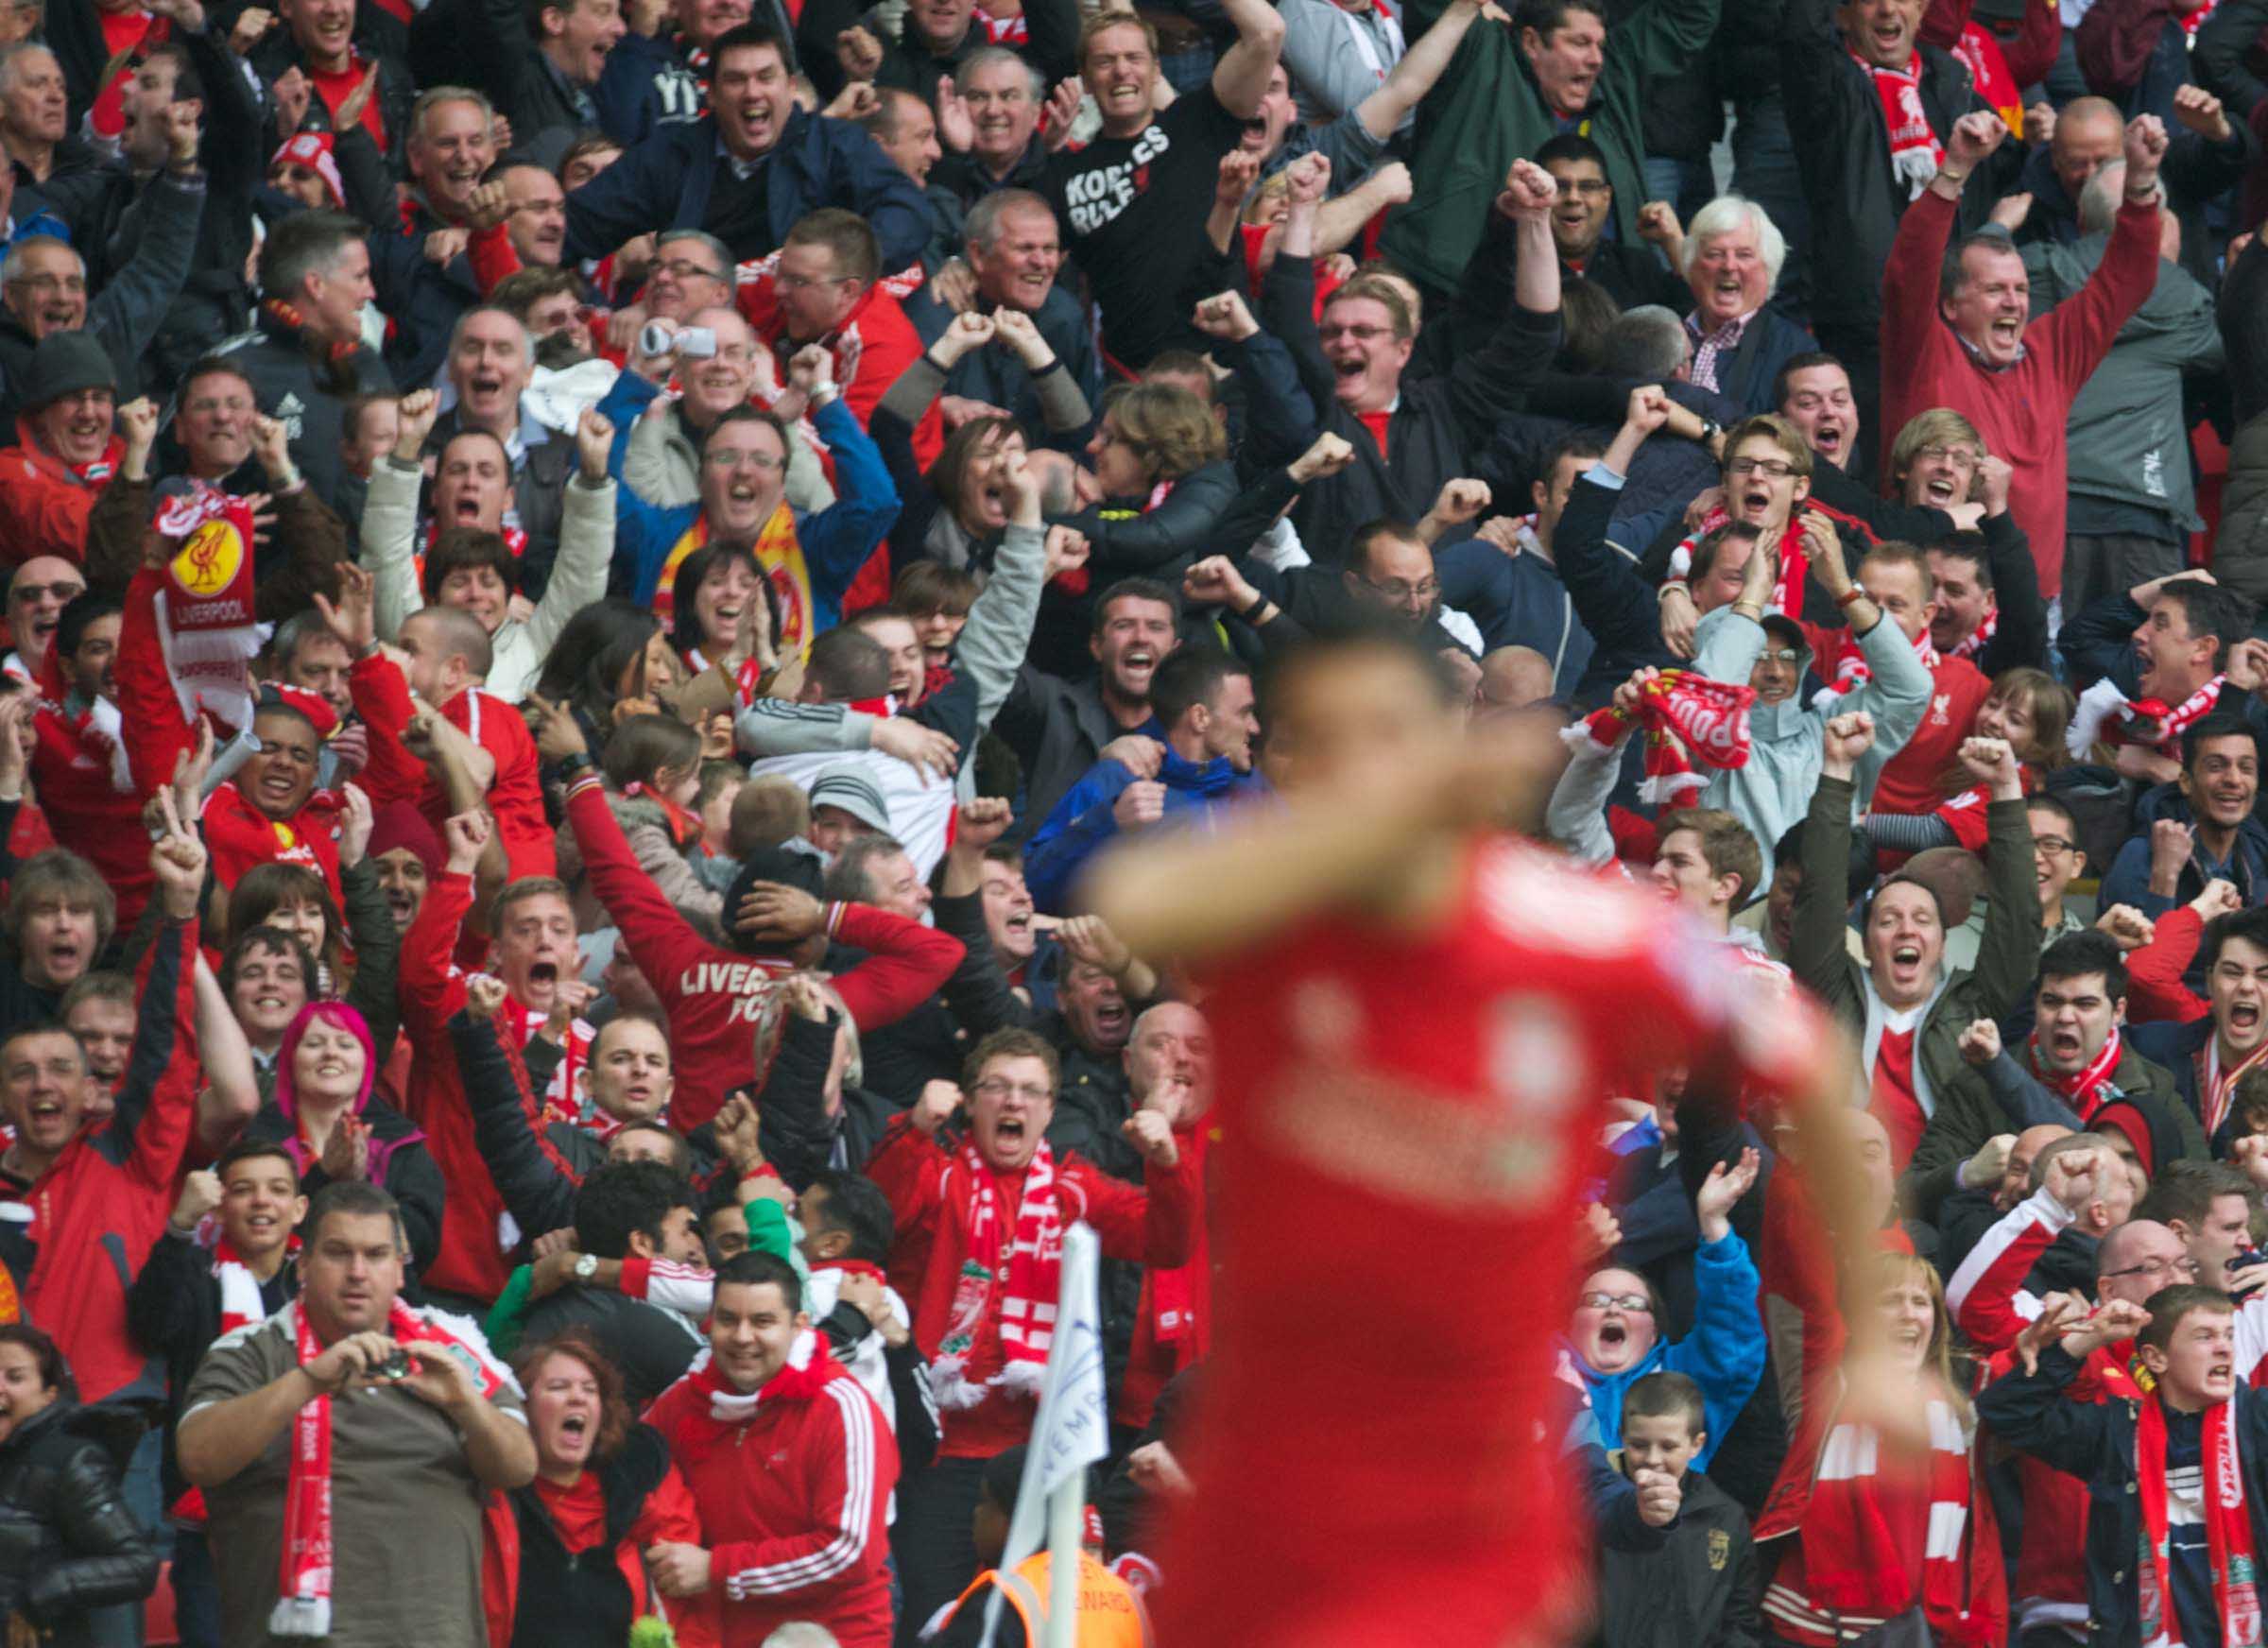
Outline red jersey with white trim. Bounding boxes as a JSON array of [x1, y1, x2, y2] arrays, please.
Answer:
[[1156, 838, 1825, 1648]]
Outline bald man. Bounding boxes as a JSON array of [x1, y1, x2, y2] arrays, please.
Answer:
[[1949, 1136, 2136, 1350], [2013, 91, 2249, 256]]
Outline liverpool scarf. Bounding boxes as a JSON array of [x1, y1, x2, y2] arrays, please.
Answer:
[[2070, 675, 2226, 762], [1562, 669, 1756, 806], [2137, 1390, 2264, 1648], [653, 505, 814, 657], [1947, 603, 1999, 661], [152, 486, 262, 734], [1849, 51, 1946, 197], [933, 1141, 1062, 1410], [171, 1223, 300, 1530], [1801, 1385, 1992, 1640], [2030, 1025, 2125, 1121], [2200, 1033, 2268, 1142], [1668, 511, 1811, 619], [275, 1299, 504, 1637], [666, 1331, 842, 1461]]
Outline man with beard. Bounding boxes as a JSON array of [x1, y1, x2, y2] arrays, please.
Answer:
[[571, 23, 931, 267], [996, 576, 1177, 834], [1023, 648, 1263, 913], [365, 799, 438, 932], [2102, 714, 2268, 921], [1567, 1150, 1764, 1475]]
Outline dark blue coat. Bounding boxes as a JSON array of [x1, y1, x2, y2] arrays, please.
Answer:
[[563, 107, 934, 271]]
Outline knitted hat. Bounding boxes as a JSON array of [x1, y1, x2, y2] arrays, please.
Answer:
[[367, 801, 444, 877], [24, 332, 114, 409], [270, 131, 346, 210]]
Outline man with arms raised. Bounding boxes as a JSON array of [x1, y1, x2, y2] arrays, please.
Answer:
[[178, 1181, 534, 1646]]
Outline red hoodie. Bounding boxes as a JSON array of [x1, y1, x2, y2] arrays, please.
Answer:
[[562, 777, 963, 1128]]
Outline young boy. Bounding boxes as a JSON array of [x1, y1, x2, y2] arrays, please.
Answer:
[[1598, 1371, 1761, 1648], [1980, 1284, 2268, 1648]]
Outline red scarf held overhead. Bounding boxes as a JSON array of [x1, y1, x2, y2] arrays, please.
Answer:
[[1800, 1384, 1995, 1643], [1951, 24, 2022, 133], [2137, 1389, 2264, 1648], [153, 486, 262, 733], [1566, 670, 1756, 806], [276, 1299, 503, 1639], [933, 1140, 1062, 1411], [2069, 675, 2226, 763], [1848, 50, 1946, 197], [668, 1331, 844, 1462]]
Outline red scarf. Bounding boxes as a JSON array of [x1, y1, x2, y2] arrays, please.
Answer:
[[1951, 24, 2022, 132], [1809, 621, 1941, 709], [264, 298, 361, 366], [1848, 50, 1945, 197], [2070, 675, 2226, 762], [276, 1298, 503, 1637], [1800, 1382, 1994, 1642], [1565, 670, 1756, 806], [1671, 511, 1811, 618], [1946, 603, 1998, 661], [812, 1257, 889, 1285], [2137, 1389, 2263, 1648], [623, 780, 702, 850], [171, 1223, 300, 1531], [152, 486, 262, 732], [668, 1331, 843, 1462], [2199, 1033, 2268, 1142], [2028, 1025, 2125, 1120], [933, 1140, 1061, 1411]]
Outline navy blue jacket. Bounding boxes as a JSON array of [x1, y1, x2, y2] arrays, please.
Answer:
[[1980, 1343, 2268, 1648], [2128, 1014, 2218, 1152], [563, 108, 934, 270], [1697, 306, 1818, 419]]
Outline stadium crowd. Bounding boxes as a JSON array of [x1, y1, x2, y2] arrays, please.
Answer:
[[19, 0, 2268, 1640]]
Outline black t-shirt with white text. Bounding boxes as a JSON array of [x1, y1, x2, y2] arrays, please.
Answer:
[[1042, 81, 1247, 369]]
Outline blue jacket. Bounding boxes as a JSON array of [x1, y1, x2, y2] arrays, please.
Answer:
[[1569, 1229, 1764, 1471], [600, 377, 901, 630], [1022, 747, 1269, 913], [2098, 784, 2268, 925], [562, 107, 933, 270]]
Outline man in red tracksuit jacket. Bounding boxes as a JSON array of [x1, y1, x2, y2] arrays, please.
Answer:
[[0, 826, 202, 1403], [559, 767, 963, 1130], [644, 1250, 899, 1648], [1878, 106, 2166, 600], [866, 1026, 1201, 1635]]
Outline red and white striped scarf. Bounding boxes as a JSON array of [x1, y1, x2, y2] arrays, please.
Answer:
[[2069, 675, 2226, 762], [275, 1299, 503, 1638], [2199, 1032, 2268, 1142], [171, 1223, 299, 1530], [1945, 603, 1998, 661], [932, 1140, 1061, 1411], [2138, 1389, 2263, 1648], [666, 1331, 841, 1463], [1848, 50, 1945, 197], [1810, 622, 1941, 709], [1564, 669, 1757, 806], [1669, 511, 1811, 619], [1799, 1385, 1990, 1639], [2029, 1025, 2125, 1121]]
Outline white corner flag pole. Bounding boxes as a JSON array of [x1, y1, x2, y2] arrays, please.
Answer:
[[979, 1221, 1108, 1648]]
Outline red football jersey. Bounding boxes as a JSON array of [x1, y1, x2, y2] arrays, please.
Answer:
[[1155, 837, 1822, 1648]]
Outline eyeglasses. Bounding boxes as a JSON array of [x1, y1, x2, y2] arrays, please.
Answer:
[[706, 449, 784, 472], [9, 579, 81, 605], [1760, 647, 1802, 664], [2033, 835, 2075, 858], [776, 270, 854, 291], [655, 258, 725, 283], [1578, 1292, 1654, 1313], [1555, 178, 1609, 197], [1357, 575, 1439, 603], [2101, 1255, 2201, 1283], [971, 1076, 1053, 1102], [1916, 444, 1979, 466], [1727, 456, 1796, 478], [1318, 323, 1393, 342]]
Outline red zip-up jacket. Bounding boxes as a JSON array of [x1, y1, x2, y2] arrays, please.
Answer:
[[865, 1115, 1202, 1460], [3, 915, 198, 1402], [563, 776, 963, 1129], [645, 1354, 898, 1648]]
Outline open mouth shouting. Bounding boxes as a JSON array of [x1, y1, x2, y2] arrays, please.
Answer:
[[1734, 484, 1775, 522], [1116, 645, 1159, 693], [2230, 996, 2264, 1047], [1091, 998, 1129, 1041], [1099, 73, 1146, 119]]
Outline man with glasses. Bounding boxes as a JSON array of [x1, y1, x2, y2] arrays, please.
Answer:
[[867, 1024, 1200, 1637], [1, 554, 80, 681]]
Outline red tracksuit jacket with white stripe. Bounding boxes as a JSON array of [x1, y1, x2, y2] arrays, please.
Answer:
[[644, 1364, 899, 1648]]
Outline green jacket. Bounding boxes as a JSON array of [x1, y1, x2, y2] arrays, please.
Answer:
[[1792, 773, 2040, 1220], [1380, 0, 1720, 293]]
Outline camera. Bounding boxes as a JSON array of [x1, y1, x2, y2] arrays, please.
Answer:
[[641, 321, 715, 359], [375, 1346, 413, 1381]]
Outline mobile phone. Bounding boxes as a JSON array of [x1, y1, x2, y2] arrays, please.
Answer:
[[2235, 1249, 2268, 1301]]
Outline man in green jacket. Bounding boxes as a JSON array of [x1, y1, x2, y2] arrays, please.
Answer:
[[1791, 711, 2038, 1225], [1380, 0, 1718, 297]]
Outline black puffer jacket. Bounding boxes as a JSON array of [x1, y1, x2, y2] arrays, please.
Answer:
[[0, 1402, 160, 1648]]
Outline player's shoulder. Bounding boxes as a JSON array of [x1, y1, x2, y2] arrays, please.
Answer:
[[1469, 837, 1666, 958]]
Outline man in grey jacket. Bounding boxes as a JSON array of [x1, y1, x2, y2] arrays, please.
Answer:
[[2027, 163, 2225, 619]]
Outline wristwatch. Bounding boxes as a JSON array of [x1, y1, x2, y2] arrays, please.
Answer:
[[573, 1253, 600, 1281]]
